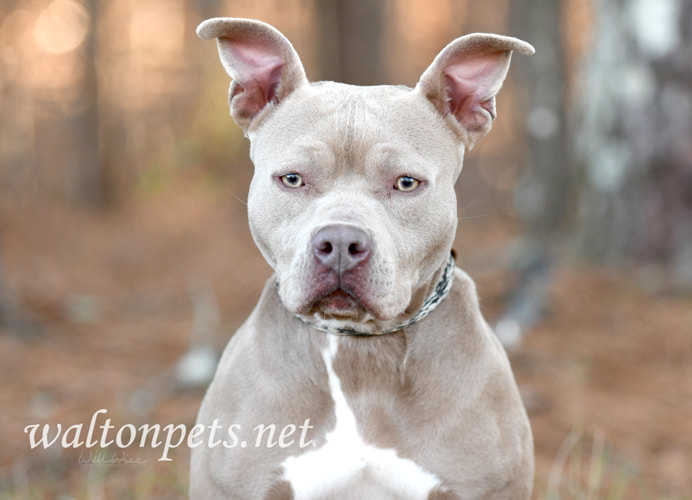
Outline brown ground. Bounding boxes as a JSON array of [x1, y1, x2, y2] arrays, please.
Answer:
[[1, 182, 691, 499]]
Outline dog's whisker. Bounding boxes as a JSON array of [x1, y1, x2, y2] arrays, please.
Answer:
[[229, 192, 248, 207], [457, 213, 487, 221]]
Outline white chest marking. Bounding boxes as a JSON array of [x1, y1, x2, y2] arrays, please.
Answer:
[[281, 336, 441, 499]]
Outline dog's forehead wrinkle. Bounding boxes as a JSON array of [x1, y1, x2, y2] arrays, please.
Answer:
[[344, 94, 359, 171]]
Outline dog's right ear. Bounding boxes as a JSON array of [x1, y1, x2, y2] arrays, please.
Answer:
[[197, 18, 308, 131]]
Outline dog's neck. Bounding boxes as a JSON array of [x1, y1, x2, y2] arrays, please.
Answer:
[[293, 253, 456, 337]]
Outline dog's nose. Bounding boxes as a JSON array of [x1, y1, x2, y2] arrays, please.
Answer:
[[313, 225, 371, 273]]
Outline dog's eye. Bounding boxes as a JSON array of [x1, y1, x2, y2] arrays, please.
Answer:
[[394, 176, 420, 192], [280, 173, 304, 188]]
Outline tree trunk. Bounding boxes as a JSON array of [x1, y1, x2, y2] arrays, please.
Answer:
[[315, 0, 386, 85], [572, 0, 692, 287], [510, 0, 569, 243], [66, 0, 107, 208], [0, 240, 35, 337], [494, 0, 568, 348]]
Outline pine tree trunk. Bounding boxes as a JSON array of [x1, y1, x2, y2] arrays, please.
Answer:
[[315, 0, 385, 85], [67, 0, 106, 208], [572, 0, 692, 286], [510, 0, 569, 242], [492, 0, 568, 347]]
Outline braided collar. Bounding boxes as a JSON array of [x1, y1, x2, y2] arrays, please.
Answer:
[[294, 253, 456, 336]]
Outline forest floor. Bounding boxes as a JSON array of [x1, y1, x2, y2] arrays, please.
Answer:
[[1, 183, 691, 499]]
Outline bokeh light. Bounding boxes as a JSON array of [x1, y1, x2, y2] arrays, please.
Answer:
[[33, 0, 90, 55]]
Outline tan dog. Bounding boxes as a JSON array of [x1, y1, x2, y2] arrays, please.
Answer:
[[191, 17, 534, 499]]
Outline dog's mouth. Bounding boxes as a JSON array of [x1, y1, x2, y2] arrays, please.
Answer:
[[309, 288, 368, 320]]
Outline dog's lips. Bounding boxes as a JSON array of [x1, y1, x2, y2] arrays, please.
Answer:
[[294, 264, 389, 321], [311, 288, 365, 318]]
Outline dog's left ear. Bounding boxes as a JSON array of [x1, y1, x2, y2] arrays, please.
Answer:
[[417, 34, 534, 149]]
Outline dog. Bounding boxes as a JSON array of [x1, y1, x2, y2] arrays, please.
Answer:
[[190, 17, 535, 499]]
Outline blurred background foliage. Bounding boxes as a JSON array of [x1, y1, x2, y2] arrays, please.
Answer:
[[1, 0, 691, 498]]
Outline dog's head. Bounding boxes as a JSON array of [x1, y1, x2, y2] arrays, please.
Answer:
[[198, 18, 533, 333]]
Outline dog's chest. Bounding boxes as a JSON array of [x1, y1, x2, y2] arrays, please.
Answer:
[[280, 335, 441, 499]]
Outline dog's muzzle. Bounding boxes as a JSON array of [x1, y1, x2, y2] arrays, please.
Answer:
[[282, 252, 456, 336]]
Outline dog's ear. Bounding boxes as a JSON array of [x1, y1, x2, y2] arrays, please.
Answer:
[[417, 34, 534, 149], [197, 18, 308, 131]]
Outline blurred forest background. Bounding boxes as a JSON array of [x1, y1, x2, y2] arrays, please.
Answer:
[[1, 0, 691, 498]]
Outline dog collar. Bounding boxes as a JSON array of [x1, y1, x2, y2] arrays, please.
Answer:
[[293, 253, 456, 336]]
